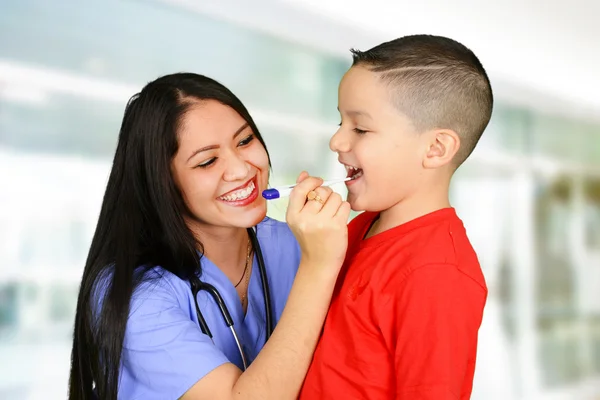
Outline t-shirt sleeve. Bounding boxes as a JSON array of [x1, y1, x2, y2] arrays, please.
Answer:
[[121, 278, 231, 399], [377, 264, 487, 400]]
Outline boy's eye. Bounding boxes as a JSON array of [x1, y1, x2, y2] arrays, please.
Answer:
[[338, 121, 367, 135], [238, 134, 255, 147], [197, 158, 217, 168]]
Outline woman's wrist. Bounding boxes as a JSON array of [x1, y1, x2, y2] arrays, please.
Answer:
[[296, 259, 341, 288]]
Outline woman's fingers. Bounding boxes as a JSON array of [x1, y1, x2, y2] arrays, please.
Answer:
[[319, 191, 343, 217], [296, 171, 310, 184], [303, 186, 333, 213], [287, 176, 323, 216]]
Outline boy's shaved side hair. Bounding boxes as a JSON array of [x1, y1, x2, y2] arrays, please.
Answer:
[[351, 34, 493, 166]]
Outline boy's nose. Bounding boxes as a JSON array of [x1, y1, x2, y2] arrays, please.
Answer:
[[329, 130, 350, 153], [223, 154, 250, 182]]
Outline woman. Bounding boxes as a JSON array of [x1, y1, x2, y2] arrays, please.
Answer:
[[68, 73, 350, 399]]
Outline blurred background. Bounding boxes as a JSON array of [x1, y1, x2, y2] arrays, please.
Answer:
[[0, 0, 599, 398]]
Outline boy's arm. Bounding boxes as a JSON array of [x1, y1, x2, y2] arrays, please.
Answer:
[[378, 264, 487, 400]]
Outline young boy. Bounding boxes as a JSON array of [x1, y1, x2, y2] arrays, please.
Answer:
[[299, 35, 492, 399]]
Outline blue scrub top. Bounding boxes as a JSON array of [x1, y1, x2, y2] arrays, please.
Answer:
[[117, 217, 301, 399]]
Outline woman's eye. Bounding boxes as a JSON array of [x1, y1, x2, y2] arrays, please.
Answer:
[[238, 134, 255, 146], [197, 158, 217, 168]]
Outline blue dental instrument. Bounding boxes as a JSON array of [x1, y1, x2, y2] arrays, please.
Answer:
[[262, 177, 352, 200]]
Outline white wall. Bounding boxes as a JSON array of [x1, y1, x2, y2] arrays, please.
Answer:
[[169, 0, 599, 121], [279, 0, 600, 120]]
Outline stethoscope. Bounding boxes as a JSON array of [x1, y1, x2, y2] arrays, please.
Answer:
[[188, 227, 274, 371]]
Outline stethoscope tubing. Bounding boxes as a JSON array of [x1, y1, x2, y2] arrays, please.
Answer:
[[189, 227, 273, 371]]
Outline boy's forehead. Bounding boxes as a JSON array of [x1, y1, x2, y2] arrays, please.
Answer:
[[339, 66, 390, 107], [340, 66, 377, 89]]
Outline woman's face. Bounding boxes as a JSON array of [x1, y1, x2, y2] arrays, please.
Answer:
[[171, 100, 269, 233]]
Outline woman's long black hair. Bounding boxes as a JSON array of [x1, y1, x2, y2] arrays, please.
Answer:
[[68, 73, 270, 400]]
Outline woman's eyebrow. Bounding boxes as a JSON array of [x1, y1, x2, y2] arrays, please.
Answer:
[[232, 122, 250, 139], [186, 122, 250, 162]]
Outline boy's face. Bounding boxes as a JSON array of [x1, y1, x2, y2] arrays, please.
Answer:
[[331, 66, 430, 212]]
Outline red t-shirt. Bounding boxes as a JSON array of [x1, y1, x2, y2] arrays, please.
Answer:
[[299, 208, 487, 400]]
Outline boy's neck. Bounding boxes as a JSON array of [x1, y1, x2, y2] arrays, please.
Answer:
[[366, 178, 452, 238]]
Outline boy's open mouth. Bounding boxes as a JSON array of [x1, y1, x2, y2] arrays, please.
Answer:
[[344, 165, 363, 180]]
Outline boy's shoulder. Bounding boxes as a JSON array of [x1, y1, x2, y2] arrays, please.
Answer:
[[347, 208, 486, 293]]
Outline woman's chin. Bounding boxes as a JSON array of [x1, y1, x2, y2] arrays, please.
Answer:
[[232, 204, 268, 228], [249, 207, 268, 226]]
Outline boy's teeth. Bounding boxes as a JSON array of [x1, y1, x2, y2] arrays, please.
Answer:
[[344, 165, 363, 178], [221, 181, 255, 201]]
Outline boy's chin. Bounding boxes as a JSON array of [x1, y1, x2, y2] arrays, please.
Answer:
[[346, 194, 367, 212], [348, 193, 389, 213]]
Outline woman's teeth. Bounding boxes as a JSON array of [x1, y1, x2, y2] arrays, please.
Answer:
[[220, 181, 255, 201]]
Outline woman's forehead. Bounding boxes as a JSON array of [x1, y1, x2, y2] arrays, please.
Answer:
[[178, 103, 246, 144]]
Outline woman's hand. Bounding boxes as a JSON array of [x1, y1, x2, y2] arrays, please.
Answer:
[[184, 173, 351, 400], [286, 171, 351, 276]]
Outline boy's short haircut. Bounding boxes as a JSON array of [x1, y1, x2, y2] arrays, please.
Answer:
[[350, 34, 493, 166]]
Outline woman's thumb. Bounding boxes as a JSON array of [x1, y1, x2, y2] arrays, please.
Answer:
[[296, 171, 309, 184]]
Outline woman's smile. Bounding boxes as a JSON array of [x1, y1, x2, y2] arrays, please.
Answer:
[[217, 176, 259, 206]]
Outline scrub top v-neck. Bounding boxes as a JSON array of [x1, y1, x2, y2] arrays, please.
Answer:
[[114, 217, 301, 400]]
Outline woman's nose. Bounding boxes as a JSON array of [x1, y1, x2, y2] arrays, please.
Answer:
[[222, 153, 250, 182]]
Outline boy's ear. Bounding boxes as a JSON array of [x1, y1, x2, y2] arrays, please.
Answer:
[[423, 129, 460, 169]]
